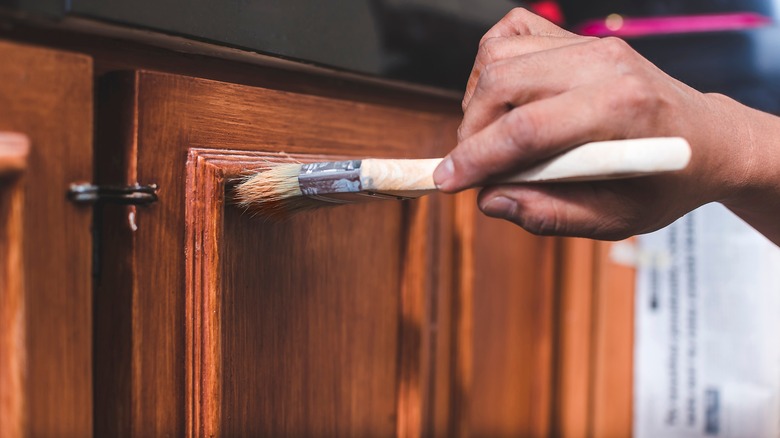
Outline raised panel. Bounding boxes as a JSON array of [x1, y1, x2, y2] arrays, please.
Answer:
[[95, 70, 461, 437], [186, 150, 439, 437], [0, 41, 92, 437]]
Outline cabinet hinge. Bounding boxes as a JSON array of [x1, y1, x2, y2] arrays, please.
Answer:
[[67, 183, 159, 205]]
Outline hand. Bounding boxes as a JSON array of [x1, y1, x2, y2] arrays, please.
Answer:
[[433, 8, 770, 241]]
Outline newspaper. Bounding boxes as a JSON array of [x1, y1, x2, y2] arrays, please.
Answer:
[[634, 203, 780, 438]]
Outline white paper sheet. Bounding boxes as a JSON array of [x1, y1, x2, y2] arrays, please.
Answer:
[[634, 203, 780, 438]]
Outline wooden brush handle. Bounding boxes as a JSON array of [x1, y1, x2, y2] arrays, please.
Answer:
[[361, 137, 690, 195]]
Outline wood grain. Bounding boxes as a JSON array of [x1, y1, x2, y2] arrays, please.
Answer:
[[553, 238, 597, 437], [0, 40, 93, 437], [185, 149, 442, 437], [0, 17, 646, 438], [95, 70, 461, 437], [552, 239, 636, 438], [467, 206, 558, 438], [591, 242, 635, 438], [0, 133, 29, 438]]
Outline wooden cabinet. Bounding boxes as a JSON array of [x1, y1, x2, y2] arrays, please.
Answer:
[[0, 28, 635, 438], [94, 70, 462, 437], [0, 41, 93, 438]]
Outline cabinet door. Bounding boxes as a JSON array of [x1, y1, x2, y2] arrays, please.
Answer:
[[0, 41, 93, 438], [94, 70, 461, 437]]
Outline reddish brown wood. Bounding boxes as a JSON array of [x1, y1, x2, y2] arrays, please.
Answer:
[[95, 70, 461, 437], [0, 133, 29, 438], [0, 17, 644, 438], [553, 238, 598, 437], [184, 149, 443, 437], [591, 241, 635, 438], [551, 239, 636, 438], [0, 41, 93, 437], [466, 205, 559, 438]]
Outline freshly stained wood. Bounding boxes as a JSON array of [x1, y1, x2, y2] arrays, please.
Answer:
[[552, 239, 636, 438], [96, 71, 461, 437], [0, 41, 93, 438], [591, 242, 635, 437], [467, 211, 558, 438]]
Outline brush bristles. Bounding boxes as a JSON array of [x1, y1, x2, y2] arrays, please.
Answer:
[[234, 163, 333, 219]]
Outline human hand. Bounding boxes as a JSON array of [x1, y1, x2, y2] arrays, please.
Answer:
[[433, 8, 759, 240]]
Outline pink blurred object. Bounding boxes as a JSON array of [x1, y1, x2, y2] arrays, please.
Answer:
[[530, 0, 565, 25], [576, 12, 773, 37]]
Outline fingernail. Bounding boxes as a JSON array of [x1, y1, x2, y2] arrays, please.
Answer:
[[433, 157, 455, 190], [481, 196, 517, 219]]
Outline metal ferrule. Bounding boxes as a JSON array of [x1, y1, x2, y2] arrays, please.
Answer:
[[298, 160, 363, 200], [298, 159, 415, 204]]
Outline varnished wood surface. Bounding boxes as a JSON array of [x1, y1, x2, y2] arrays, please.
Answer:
[[591, 242, 635, 437], [553, 239, 636, 438], [0, 40, 93, 437], [0, 21, 644, 438], [185, 150, 432, 437], [95, 70, 461, 437], [467, 210, 558, 438], [553, 238, 597, 437], [0, 133, 28, 438]]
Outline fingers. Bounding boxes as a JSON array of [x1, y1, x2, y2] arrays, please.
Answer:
[[462, 8, 582, 111], [462, 35, 589, 113], [436, 82, 635, 192], [461, 37, 611, 140], [476, 183, 648, 240]]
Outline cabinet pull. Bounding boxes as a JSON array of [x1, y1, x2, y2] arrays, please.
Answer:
[[67, 183, 159, 205]]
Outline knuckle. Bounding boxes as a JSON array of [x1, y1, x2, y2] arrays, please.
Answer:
[[477, 37, 502, 66], [598, 36, 632, 59]]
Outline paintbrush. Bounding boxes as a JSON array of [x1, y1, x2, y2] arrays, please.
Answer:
[[235, 137, 690, 217]]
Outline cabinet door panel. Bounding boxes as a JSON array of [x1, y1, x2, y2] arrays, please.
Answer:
[[96, 72, 460, 437], [186, 149, 433, 437], [0, 41, 93, 438], [220, 204, 402, 436]]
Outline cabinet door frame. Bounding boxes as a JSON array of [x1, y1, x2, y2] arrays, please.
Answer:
[[0, 132, 29, 438], [185, 148, 437, 437], [0, 41, 93, 438]]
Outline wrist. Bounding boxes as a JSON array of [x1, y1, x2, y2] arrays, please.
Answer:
[[690, 93, 769, 205], [706, 93, 780, 243]]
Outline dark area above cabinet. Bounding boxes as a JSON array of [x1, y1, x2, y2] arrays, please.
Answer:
[[0, 0, 522, 90]]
